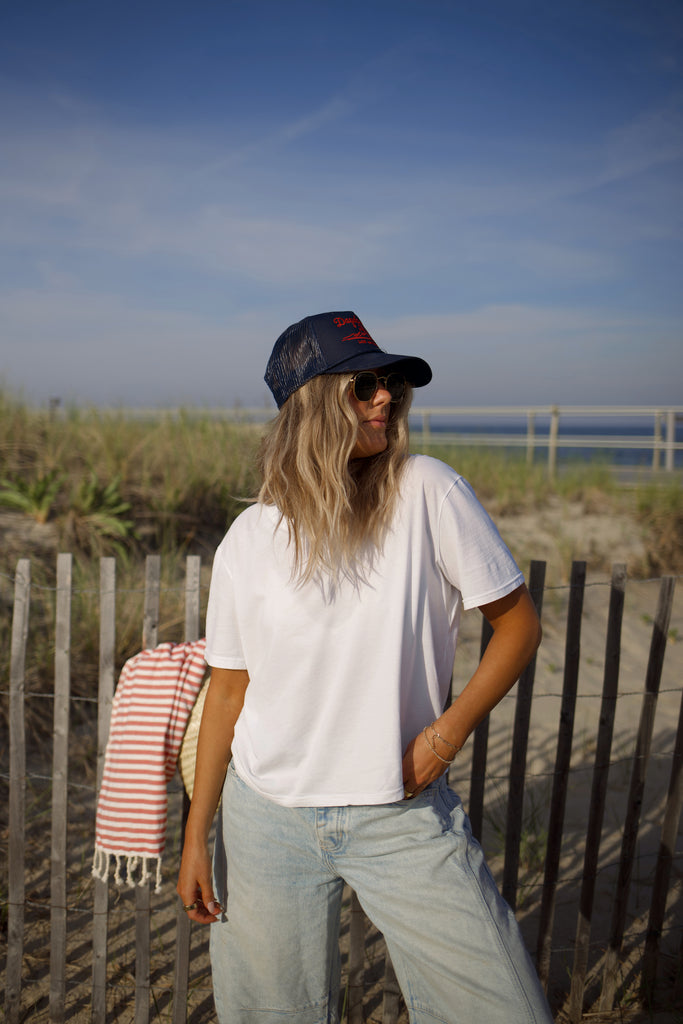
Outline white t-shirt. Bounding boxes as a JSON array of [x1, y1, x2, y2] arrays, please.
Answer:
[[205, 454, 523, 807]]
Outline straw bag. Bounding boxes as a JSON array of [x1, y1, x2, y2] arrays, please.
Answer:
[[178, 675, 210, 799]]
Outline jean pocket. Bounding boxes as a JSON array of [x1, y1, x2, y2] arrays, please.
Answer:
[[433, 778, 467, 834]]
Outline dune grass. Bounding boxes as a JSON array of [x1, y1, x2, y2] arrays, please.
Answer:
[[0, 394, 262, 558]]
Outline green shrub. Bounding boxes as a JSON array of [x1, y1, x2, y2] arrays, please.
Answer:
[[0, 469, 64, 523]]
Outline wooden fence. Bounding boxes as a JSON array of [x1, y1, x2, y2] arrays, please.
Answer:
[[3, 555, 683, 1023]]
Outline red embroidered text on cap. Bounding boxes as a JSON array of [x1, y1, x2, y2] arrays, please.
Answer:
[[334, 316, 378, 346]]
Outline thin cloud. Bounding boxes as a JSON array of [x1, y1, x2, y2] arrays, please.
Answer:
[[1, 290, 680, 406], [198, 94, 355, 176]]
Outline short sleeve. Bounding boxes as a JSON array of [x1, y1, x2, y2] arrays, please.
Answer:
[[436, 476, 524, 610], [204, 539, 248, 670]]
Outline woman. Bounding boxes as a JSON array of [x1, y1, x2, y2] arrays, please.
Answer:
[[178, 311, 553, 1024]]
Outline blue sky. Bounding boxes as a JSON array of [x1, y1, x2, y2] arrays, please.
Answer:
[[1, 0, 682, 408]]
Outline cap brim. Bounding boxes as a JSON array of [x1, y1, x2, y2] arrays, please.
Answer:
[[322, 351, 432, 388]]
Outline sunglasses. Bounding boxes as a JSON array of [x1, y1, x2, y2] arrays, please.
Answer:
[[349, 370, 406, 404]]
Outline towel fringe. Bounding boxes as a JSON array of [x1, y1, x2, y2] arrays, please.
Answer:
[[92, 846, 163, 894]]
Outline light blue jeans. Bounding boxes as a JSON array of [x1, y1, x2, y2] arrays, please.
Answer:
[[210, 762, 554, 1024]]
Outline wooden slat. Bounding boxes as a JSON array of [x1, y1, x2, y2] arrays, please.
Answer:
[[49, 552, 73, 1023], [675, 930, 683, 1008], [347, 889, 365, 1024], [502, 560, 546, 909], [599, 575, 676, 1010], [536, 560, 586, 988], [5, 559, 31, 1024], [135, 555, 161, 1024], [381, 954, 401, 1024], [134, 892, 151, 1024], [643, 602, 683, 1002], [96, 558, 117, 787], [172, 555, 202, 1024], [92, 558, 116, 1023], [172, 787, 192, 1024], [567, 563, 627, 1024], [143, 554, 161, 650], [183, 555, 201, 643], [468, 617, 493, 842]]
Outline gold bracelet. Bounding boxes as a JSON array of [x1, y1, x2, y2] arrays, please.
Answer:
[[428, 724, 460, 756], [422, 727, 454, 765]]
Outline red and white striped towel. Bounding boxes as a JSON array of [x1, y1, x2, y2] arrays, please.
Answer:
[[92, 639, 207, 892]]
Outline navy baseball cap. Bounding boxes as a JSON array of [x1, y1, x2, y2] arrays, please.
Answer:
[[265, 311, 433, 409]]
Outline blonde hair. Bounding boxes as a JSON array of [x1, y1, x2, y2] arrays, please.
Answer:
[[258, 373, 413, 580]]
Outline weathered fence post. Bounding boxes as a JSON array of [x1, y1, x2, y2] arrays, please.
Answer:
[[172, 555, 202, 1024], [348, 889, 365, 1024], [6, 559, 31, 1024], [599, 575, 677, 1010], [134, 555, 161, 1024], [502, 559, 546, 909], [642, 627, 683, 1004], [381, 955, 402, 1024], [468, 616, 494, 843], [92, 558, 116, 1023], [49, 552, 73, 1023], [536, 560, 586, 989], [567, 563, 627, 1023]]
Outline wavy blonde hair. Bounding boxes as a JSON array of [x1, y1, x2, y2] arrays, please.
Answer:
[[258, 373, 413, 580]]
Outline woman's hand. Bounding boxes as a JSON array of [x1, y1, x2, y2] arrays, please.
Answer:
[[401, 727, 453, 799], [177, 835, 222, 924], [176, 667, 249, 923]]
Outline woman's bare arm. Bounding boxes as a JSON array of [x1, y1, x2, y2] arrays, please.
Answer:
[[177, 666, 249, 922], [402, 584, 541, 795]]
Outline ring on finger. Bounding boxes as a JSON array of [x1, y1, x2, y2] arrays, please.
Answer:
[[183, 901, 198, 911]]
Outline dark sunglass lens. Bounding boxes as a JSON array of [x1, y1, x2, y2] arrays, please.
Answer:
[[386, 374, 405, 402], [353, 372, 377, 401], [352, 371, 406, 402]]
